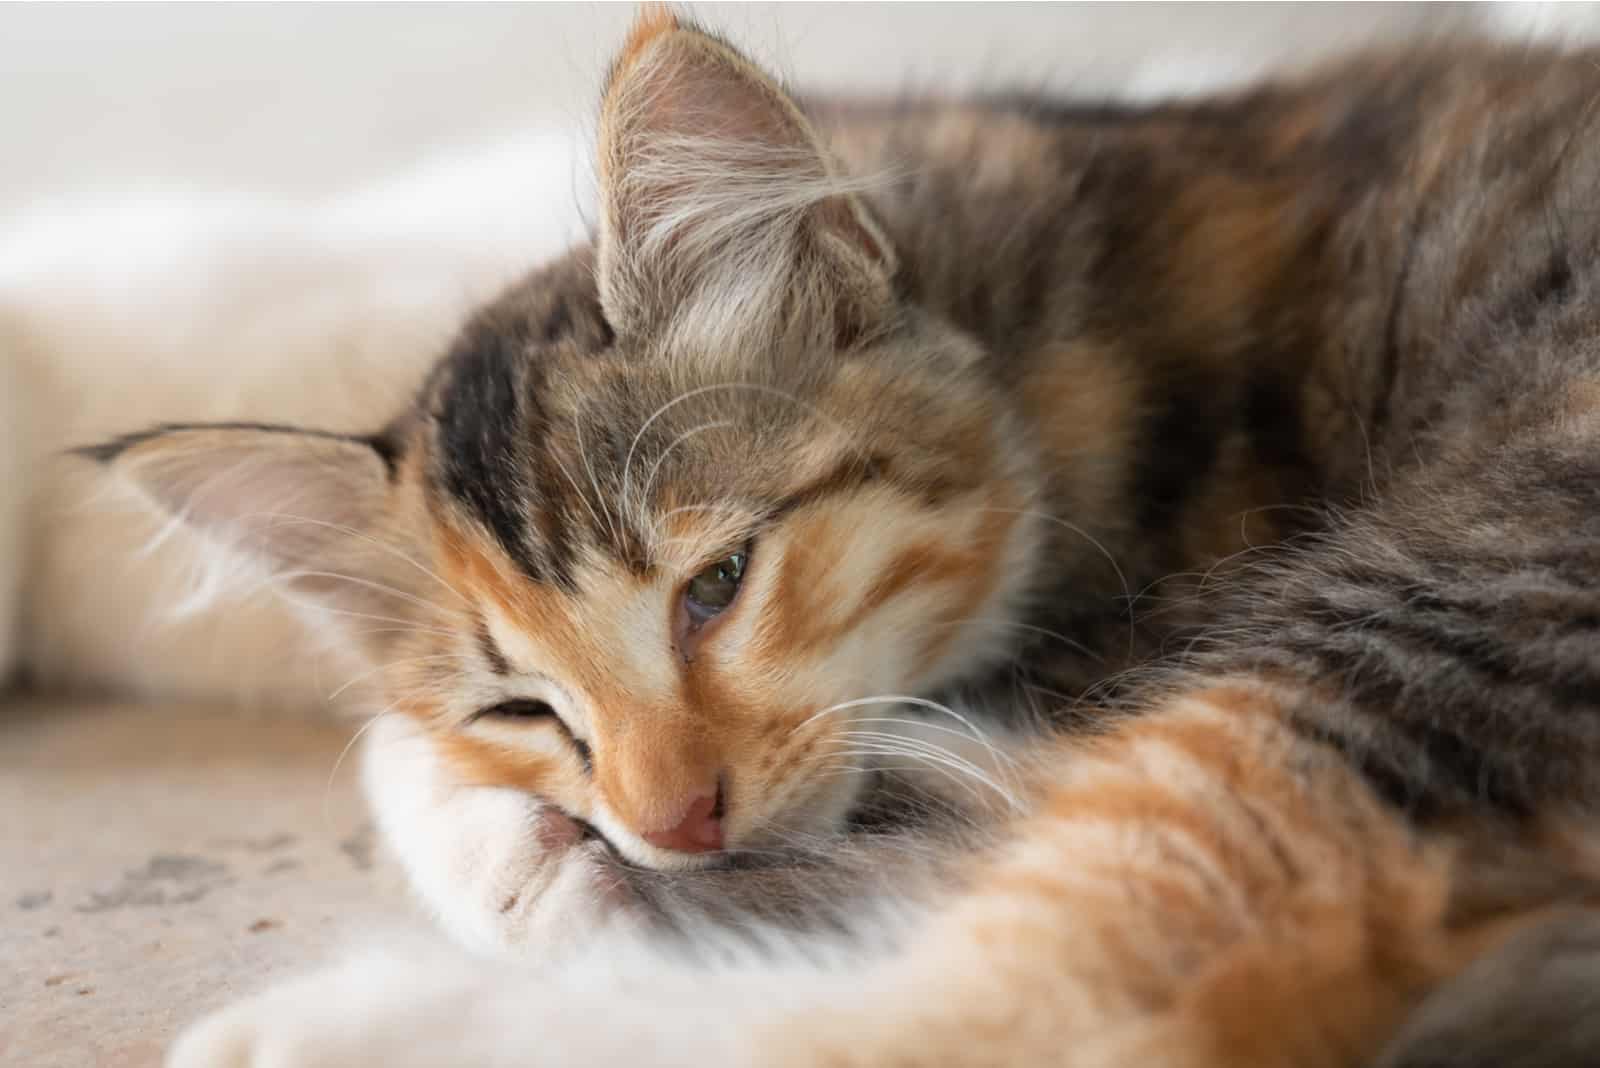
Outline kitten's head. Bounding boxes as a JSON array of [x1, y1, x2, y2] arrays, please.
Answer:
[[91, 12, 1041, 872]]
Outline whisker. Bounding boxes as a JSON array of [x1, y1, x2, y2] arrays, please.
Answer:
[[547, 449, 613, 541], [819, 746, 994, 810], [250, 512, 471, 606], [914, 617, 1102, 662], [327, 653, 468, 701], [846, 716, 1023, 773], [620, 382, 863, 520], [651, 502, 753, 528], [827, 732, 1022, 811], [574, 406, 626, 549], [970, 505, 1135, 657], [318, 607, 457, 636], [323, 703, 398, 835], [276, 569, 458, 620], [638, 419, 736, 529], [789, 693, 1018, 784]]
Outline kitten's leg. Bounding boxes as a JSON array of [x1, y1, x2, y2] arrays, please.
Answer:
[[362, 714, 629, 957]]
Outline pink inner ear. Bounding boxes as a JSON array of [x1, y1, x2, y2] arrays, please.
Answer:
[[639, 41, 811, 157], [608, 32, 830, 239], [597, 19, 897, 346], [117, 430, 392, 573]]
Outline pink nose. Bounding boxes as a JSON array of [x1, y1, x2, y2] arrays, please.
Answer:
[[641, 790, 724, 854]]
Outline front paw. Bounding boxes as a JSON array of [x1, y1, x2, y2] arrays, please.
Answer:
[[168, 969, 373, 1068], [168, 950, 478, 1068], [167, 943, 760, 1068], [362, 715, 628, 958]]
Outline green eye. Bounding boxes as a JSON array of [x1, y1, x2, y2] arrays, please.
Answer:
[[685, 551, 747, 622]]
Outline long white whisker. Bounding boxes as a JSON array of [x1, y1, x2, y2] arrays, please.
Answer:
[[651, 502, 751, 527], [847, 716, 1022, 773], [820, 745, 995, 810], [323, 703, 397, 834], [276, 569, 455, 619], [574, 407, 625, 548], [915, 617, 1102, 662], [327, 653, 468, 702], [829, 732, 1022, 811], [318, 607, 456, 636], [548, 449, 611, 539], [621, 382, 860, 514], [250, 512, 470, 606], [639, 419, 735, 533], [971, 505, 1135, 658], [789, 693, 1017, 785]]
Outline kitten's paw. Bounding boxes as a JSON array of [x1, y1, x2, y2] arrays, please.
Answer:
[[167, 979, 349, 1068], [362, 715, 628, 959], [167, 951, 480, 1068], [167, 1007, 256, 1068], [167, 944, 760, 1068]]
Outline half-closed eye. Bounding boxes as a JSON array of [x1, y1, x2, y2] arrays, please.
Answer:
[[466, 698, 592, 771], [469, 698, 559, 723]]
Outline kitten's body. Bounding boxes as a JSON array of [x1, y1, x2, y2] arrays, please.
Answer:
[[76, 16, 1600, 1067]]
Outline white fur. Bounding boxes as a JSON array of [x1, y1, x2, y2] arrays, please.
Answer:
[[362, 715, 627, 958], [167, 934, 796, 1068]]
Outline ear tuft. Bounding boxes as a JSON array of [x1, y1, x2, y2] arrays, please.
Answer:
[[595, 13, 896, 351]]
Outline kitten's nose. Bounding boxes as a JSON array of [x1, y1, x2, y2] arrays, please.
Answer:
[[640, 788, 723, 854]]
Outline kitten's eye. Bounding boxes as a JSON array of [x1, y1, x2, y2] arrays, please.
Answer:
[[684, 550, 747, 623], [475, 699, 557, 721]]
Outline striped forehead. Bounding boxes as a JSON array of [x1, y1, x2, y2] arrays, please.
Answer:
[[432, 365, 871, 586]]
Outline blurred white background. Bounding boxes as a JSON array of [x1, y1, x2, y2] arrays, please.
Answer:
[[0, 2, 1536, 209]]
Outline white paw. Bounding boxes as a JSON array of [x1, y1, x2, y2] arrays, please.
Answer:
[[168, 950, 479, 1068], [361, 716, 626, 959], [166, 942, 762, 1068], [167, 971, 376, 1068]]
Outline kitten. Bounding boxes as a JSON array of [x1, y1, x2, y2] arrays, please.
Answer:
[[93, 11, 1600, 1066]]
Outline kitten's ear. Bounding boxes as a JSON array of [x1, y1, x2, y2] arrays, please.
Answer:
[[596, 9, 896, 349], [79, 424, 403, 607]]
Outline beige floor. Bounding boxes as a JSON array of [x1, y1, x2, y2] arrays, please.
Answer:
[[0, 699, 404, 1068]]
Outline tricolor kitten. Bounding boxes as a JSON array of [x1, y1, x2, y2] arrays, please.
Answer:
[[94, 11, 1600, 1066]]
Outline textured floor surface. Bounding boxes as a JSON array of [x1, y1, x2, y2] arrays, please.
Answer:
[[0, 700, 404, 1068]]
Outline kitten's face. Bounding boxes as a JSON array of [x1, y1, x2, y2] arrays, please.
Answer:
[[383, 266, 1038, 871], [96, 14, 1040, 876]]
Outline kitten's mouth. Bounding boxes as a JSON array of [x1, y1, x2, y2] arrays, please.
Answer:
[[573, 817, 746, 878], [568, 768, 903, 876], [553, 764, 951, 899]]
